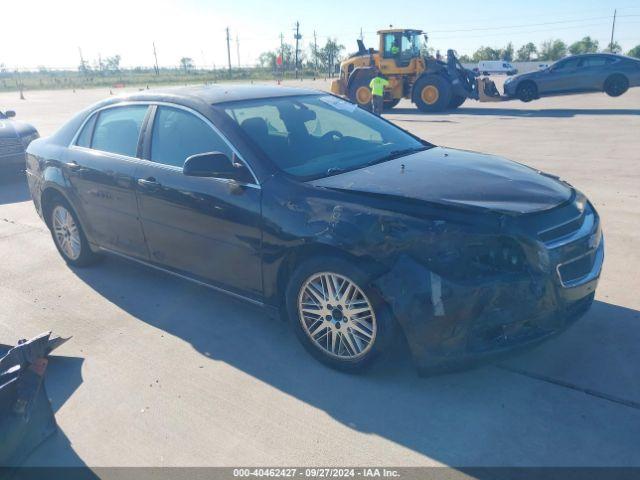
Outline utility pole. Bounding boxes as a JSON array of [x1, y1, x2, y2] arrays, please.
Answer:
[[609, 9, 617, 52], [313, 30, 318, 76], [78, 47, 86, 74], [236, 35, 240, 67], [279, 32, 285, 79], [152, 42, 159, 76], [294, 21, 301, 79], [226, 27, 232, 75]]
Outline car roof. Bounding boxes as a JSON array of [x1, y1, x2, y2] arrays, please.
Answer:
[[115, 84, 321, 105], [569, 53, 626, 59]]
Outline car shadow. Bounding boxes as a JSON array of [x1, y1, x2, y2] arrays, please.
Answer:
[[389, 107, 640, 118], [0, 171, 30, 206], [67, 255, 640, 466]]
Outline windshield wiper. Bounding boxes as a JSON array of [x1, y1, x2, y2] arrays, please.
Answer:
[[366, 146, 429, 167]]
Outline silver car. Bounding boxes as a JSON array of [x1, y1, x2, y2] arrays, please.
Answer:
[[504, 53, 640, 102]]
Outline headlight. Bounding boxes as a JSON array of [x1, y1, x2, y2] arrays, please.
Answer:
[[429, 236, 529, 281]]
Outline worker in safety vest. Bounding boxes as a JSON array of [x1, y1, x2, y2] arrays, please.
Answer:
[[390, 41, 400, 56], [369, 74, 389, 116]]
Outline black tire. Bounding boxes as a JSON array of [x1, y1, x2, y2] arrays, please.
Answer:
[[347, 75, 375, 111], [285, 256, 396, 373], [47, 196, 100, 267], [448, 94, 466, 109], [412, 75, 452, 113], [604, 74, 629, 97], [383, 98, 401, 110], [516, 81, 538, 102], [482, 71, 489, 76]]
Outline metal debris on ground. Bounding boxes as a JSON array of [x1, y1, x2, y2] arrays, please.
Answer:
[[0, 331, 69, 467]]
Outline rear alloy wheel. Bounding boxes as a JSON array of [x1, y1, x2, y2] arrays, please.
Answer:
[[604, 75, 628, 97], [413, 75, 452, 112], [286, 257, 395, 372], [49, 199, 99, 266], [516, 81, 538, 102]]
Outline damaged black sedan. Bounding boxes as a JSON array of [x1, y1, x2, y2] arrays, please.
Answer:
[[25, 86, 603, 373]]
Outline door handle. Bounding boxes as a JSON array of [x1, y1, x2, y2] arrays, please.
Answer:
[[137, 177, 160, 188], [64, 161, 82, 171]]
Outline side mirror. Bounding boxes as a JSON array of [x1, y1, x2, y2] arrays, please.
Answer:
[[183, 151, 252, 182], [5, 110, 16, 118]]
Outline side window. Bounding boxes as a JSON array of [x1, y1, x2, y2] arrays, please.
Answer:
[[91, 106, 148, 157], [75, 113, 97, 148], [150, 106, 232, 168], [554, 58, 580, 71], [581, 57, 609, 68]]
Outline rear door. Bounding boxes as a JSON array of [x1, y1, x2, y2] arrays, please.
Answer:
[[578, 55, 615, 90], [66, 104, 150, 259], [134, 104, 263, 298]]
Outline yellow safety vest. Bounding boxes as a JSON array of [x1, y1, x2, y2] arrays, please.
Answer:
[[369, 77, 389, 97]]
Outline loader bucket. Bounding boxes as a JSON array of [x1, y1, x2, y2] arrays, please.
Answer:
[[477, 77, 505, 102]]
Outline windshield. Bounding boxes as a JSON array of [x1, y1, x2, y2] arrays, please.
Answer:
[[220, 95, 428, 180]]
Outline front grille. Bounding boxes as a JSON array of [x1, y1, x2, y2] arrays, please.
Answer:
[[558, 251, 594, 284], [0, 138, 24, 156], [538, 214, 584, 243]]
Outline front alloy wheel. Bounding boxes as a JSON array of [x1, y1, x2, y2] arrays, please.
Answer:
[[298, 272, 377, 360]]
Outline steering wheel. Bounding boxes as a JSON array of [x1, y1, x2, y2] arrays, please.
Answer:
[[321, 130, 343, 142]]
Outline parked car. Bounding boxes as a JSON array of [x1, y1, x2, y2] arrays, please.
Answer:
[[504, 53, 640, 102], [477, 60, 517, 75], [26, 86, 604, 373], [1, 110, 39, 172]]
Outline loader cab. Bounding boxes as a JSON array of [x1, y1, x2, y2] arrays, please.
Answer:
[[379, 29, 423, 68]]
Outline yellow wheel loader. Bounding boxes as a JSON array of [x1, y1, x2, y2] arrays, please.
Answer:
[[330, 28, 505, 112]]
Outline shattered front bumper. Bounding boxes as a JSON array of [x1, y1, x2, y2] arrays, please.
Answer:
[[372, 205, 604, 374]]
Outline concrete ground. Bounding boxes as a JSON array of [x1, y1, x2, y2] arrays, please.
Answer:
[[1, 80, 639, 468]]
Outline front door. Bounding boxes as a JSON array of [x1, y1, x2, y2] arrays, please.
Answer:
[[134, 105, 263, 298], [541, 57, 582, 94]]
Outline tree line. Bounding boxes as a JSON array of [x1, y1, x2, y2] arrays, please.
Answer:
[[458, 37, 639, 63], [258, 38, 345, 76]]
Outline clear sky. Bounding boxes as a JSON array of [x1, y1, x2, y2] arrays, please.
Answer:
[[3, 0, 639, 70]]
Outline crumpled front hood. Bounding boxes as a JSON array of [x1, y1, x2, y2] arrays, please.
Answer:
[[311, 147, 572, 214]]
